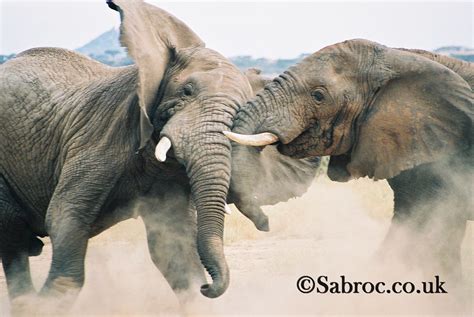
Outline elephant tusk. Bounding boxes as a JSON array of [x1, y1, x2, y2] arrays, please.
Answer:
[[155, 137, 172, 162], [222, 131, 279, 146], [224, 204, 232, 215]]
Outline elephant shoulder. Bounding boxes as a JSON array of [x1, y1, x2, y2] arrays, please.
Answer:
[[24, 47, 113, 75], [1, 48, 120, 88], [17, 47, 103, 65], [0, 47, 137, 120], [0, 47, 135, 104]]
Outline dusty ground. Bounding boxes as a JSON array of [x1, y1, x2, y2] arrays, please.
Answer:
[[0, 177, 472, 316]]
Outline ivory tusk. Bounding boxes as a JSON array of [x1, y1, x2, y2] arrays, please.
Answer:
[[222, 131, 279, 146], [224, 204, 232, 215], [155, 137, 172, 162]]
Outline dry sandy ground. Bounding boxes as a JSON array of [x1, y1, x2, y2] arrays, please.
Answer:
[[0, 177, 472, 316]]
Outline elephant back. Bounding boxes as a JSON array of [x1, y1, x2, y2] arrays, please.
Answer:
[[398, 48, 474, 89]]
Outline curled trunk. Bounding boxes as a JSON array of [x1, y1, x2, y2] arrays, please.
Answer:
[[232, 74, 293, 137], [233, 95, 268, 135]]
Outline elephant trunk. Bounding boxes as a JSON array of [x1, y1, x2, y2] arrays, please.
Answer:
[[160, 99, 236, 298], [187, 145, 231, 298], [230, 74, 301, 145], [233, 75, 288, 136], [232, 97, 267, 136]]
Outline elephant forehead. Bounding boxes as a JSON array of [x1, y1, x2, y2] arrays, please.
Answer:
[[296, 61, 346, 88], [177, 48, 248, 80], [184, 47, 235, 71], [200, 69, 247, 86]]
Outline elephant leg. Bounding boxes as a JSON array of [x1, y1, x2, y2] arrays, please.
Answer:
[[2, 251, 34, 299], [140, 187, 206, 306], [0, 176, 36, 300], [41, 216, 89, 298], [380, 207, 467, 279], [38, 160, 119, 312], [384, 166, 468, 283]]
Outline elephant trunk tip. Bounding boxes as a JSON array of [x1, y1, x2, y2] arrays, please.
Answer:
[[200, 275, 229, 298]]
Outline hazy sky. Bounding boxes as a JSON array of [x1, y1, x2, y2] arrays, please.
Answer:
[[0, 0, 472, 58]]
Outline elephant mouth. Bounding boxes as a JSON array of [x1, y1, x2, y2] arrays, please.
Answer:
[[222, 127, 311, 158], [223, 126, 319, 159], [277, 142, 311, 159], [276, 123, 322, 158]]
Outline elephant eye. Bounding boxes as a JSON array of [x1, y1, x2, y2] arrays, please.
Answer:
[[312, 90, 325, 103], [182, 83, 194, 97]]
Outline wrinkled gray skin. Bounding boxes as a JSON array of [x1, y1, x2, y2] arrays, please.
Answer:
[[229, 68, 320, 224], [0, 0, 319, 312], [232, 39, 473, 280]]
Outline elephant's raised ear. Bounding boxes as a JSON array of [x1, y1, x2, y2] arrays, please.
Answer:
[[347, 46, 473, 180], [107, 0, 204, 148]]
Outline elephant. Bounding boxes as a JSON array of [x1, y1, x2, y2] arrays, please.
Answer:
[[226, 39, 473, 281], [0, 0, 319, 312], [244, 68, 272, 94]]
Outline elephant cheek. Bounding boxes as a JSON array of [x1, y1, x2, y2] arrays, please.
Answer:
[[277, 143, 311, 159], [276, 127, 323, 158]]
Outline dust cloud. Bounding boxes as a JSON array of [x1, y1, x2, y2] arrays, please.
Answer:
[[0, 175, 472, 316]]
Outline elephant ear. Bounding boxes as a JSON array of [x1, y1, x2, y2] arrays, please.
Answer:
[[229, 144, 320, 213], [107, 0, 204, 148], [327, 154, 352, 182], [347, 46, 473, 180], [244, 68, 272, 94]]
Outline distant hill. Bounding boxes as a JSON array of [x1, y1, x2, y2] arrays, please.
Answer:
[[434, 46, 474, 62], [0, 54, 15, 64], [76, 28, 123, 56], [2, 28, 473, 70], [76, 28, 132, 66]]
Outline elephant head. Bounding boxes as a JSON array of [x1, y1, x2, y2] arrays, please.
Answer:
[[228, 68, 319, 231], [107, 0, 319, 297], [227, 39, 473, 181]]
